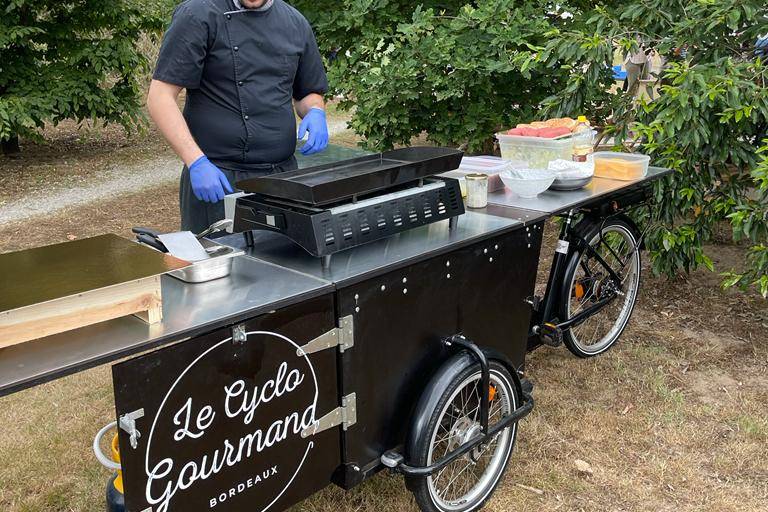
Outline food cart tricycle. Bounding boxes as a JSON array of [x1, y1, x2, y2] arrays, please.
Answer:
[[0, 147, 671, 512]]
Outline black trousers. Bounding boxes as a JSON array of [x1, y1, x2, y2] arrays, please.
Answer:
[[179, 156, 297, 233]]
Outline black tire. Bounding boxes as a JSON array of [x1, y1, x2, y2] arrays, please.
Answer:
[[407, 361, 519, 512], [559, 217, 642, 358]]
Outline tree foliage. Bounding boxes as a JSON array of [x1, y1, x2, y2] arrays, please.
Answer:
[[722, 142, 768, 296], [293, 0, 580, 153], [0, 0, 166, 149], [297, 0, 768, 296], [543, 0, 768, 296]]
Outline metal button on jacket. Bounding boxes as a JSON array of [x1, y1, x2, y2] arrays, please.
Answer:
[[152, 0, 328, 171]]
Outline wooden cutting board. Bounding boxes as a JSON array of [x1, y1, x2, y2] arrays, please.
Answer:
[[0, 234, 189, 348]]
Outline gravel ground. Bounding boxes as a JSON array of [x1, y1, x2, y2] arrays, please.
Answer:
[[0, 119, 351, 225], [0, 154, 182, 224]]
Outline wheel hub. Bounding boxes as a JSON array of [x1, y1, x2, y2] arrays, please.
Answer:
[[447, 417, 484, 462], [597, 275, 620, 299], [574, 276, 599, 302]]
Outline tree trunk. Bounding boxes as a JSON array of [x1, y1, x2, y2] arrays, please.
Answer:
[[1, 135, 20, 155]]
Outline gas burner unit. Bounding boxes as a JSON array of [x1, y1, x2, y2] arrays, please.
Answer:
[[232, 147, 466, 268]]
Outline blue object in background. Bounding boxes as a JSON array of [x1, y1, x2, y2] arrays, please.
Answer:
[[612, 65, 627, 81], [756, 36, 768, 57]]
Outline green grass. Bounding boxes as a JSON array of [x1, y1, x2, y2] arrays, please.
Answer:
[[736, 414, 768, 440]]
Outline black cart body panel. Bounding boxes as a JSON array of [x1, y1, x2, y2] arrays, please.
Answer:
[[335, 224, 543, 484], [112, 296, 341, 512], [110, 214, 544, 510]]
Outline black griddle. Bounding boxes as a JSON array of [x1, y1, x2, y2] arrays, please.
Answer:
[[233, 146, 466, 268], [237, 146, 463, 206]]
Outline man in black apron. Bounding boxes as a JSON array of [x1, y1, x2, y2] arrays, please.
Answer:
[[147, 0, 329, 233]]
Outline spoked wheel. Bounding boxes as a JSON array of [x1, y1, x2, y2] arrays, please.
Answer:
[[559, 217, 641, 358], [407, 362, 518, 512]]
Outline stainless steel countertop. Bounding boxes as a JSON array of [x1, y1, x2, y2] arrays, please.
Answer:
[[0, 209, 528, 395], [0, 149, 669, 397], [0, 256, 332, 396], [219, 210, 526, 287], [488, 166, 671, 215]]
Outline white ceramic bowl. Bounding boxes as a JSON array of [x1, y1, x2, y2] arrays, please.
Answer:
[[500, 168, 556, 198]]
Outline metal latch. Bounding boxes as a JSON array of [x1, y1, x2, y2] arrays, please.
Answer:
[[300, 393, 357, 438], [296, 315, 354, 356], [119, 409, 145, 449]]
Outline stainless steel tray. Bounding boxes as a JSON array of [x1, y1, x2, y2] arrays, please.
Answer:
[[168, 243, 244, 284]]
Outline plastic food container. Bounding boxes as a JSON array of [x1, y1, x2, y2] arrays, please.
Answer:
[[496, 133, 576, 169], [500, 169, 557, 198], [441, 156, 526, 195], [593, 152, 650, 181]]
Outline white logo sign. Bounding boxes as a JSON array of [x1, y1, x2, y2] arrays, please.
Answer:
[[142, 331, 319, 512]]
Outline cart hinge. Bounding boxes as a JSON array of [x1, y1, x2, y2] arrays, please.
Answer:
[[300, 393, 357, 438], [118, 408, 145, 450], [232, 324, 247, 344], [296, 315, 354, 356]]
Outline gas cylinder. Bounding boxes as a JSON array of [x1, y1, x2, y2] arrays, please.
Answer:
[[105, 434, 125, 512]]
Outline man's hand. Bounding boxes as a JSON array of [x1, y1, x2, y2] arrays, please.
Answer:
[[189, 156, 233, 203], [297, 107, 328, 155]]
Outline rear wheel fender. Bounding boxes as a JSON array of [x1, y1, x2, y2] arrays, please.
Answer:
[[405, 347, 523, 468]]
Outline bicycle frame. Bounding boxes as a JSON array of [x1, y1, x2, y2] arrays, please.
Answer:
[[529, 208, 644, 344]]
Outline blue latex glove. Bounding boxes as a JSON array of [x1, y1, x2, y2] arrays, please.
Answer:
[[297, 107, 328, 155], [188, 155, 233, 203]]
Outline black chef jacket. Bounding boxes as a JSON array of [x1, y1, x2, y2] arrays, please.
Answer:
[[153, 0, 328, 171]]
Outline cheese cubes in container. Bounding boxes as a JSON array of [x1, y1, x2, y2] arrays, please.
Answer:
[[593, 152, 650, 181]]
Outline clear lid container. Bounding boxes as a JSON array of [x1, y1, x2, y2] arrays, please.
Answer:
[[593, 152, 650, 181]]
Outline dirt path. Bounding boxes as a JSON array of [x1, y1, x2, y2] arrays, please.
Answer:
[[0, 154, 181, 225], [0, 119, 351, 226]]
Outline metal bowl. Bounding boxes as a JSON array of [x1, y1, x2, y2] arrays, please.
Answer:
[[550, 176, 593, 191]]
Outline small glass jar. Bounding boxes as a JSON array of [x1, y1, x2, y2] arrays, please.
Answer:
[[465, 173, 489, 209]]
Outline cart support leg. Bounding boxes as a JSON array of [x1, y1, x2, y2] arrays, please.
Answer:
[[243, 230, 255, 248]]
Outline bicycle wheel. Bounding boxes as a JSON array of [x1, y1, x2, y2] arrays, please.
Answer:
[[559, 217, 641, 358], [407, 362, 518, 512]]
